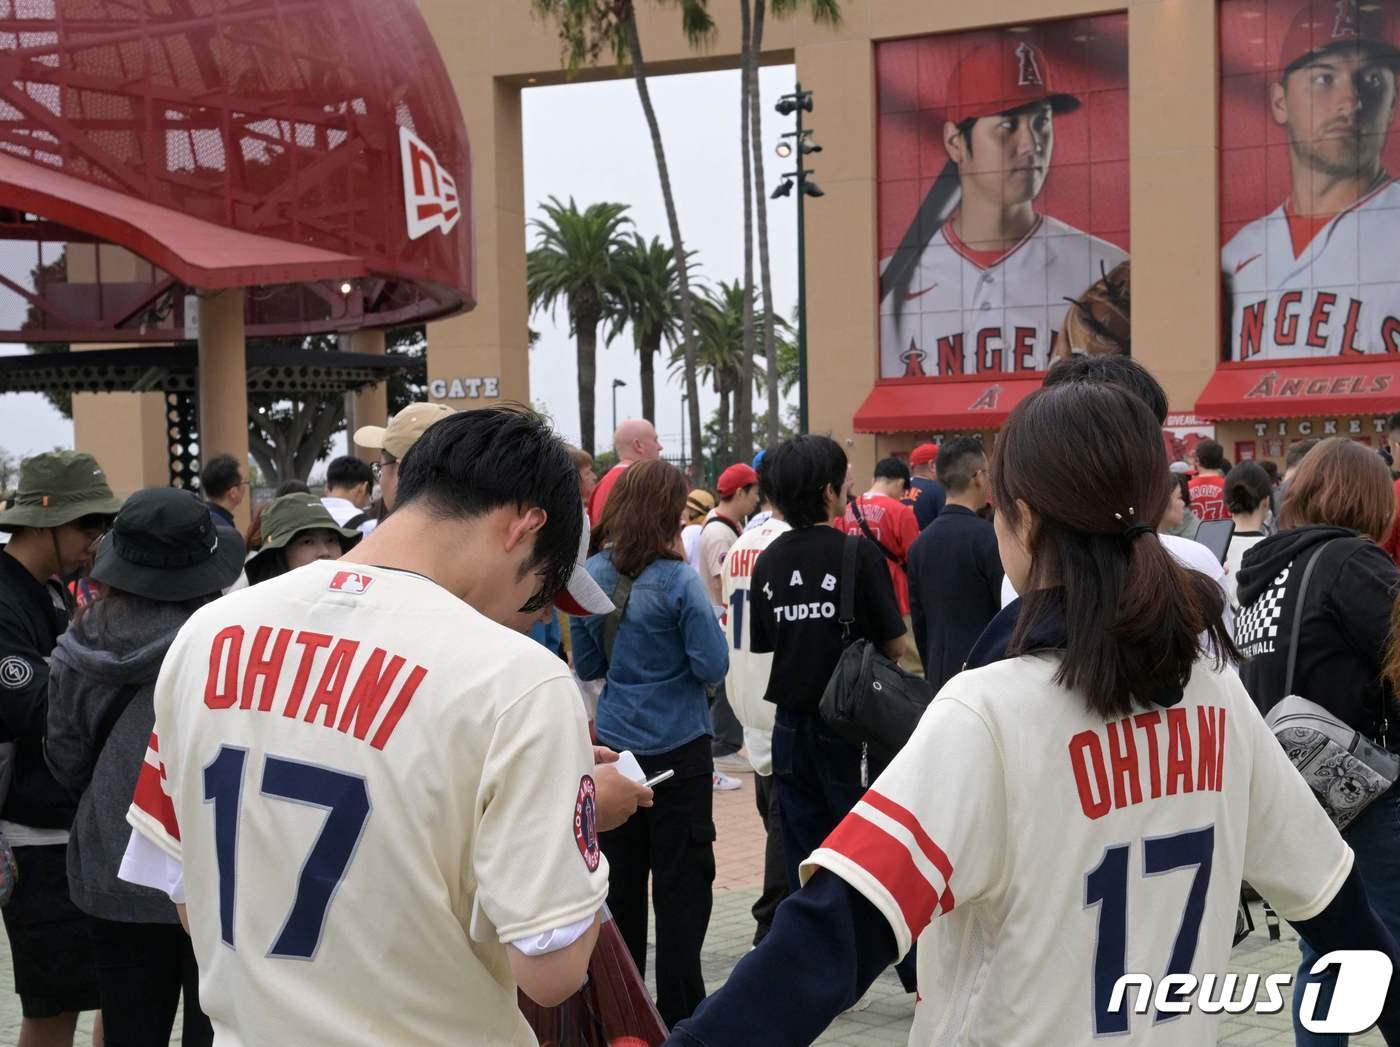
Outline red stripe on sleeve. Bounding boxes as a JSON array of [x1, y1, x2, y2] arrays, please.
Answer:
[[862, 789, 956, 910], [132, 735, 180, 843], [823, 812, 944, 941]]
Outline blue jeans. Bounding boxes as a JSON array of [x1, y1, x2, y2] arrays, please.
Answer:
[[1293, 787, 1400, 1045]]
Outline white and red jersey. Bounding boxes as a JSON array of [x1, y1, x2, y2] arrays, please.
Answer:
[[837, 492, 920, 615], [1189, 474, 1227, 522], [802, 655, 1351, 1046], [1223, 178, 1400, 359], [125, 561, 608, 1046], [719, 518, 791, 775], [879, 213, 1128, 379]]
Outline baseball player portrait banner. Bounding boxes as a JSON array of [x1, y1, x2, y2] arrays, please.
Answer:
[[1221, 0, 1400, 362], [876, 16, 1131, 382]]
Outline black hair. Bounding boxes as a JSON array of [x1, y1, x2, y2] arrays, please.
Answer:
[[993, 383, 1236, 720], [1171, 471, 1191, 509], [1196, 439, 1226, 471], [873, 457, 911, 489], [1388, 411, 1400, 436], [763, 435, 847, 530], [326, 456, 373, 491], [1286, 438, 1319, 470], [936, 436, 987, 494], [1043, 355, 1169, 425], [1225, 462, 1273, 516], [200, 453, 242, 500], [394, 408, 582, 613], [954, 116, 977, 154], [1259, 460, 1281, 485], [275, 479, 310, 497], [245, 548, 288, 587]]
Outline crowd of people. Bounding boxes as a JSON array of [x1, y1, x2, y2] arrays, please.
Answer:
[[7, 363, 1400, 1044]]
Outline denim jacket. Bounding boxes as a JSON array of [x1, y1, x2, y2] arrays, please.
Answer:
[[574, 552, 729, 755]]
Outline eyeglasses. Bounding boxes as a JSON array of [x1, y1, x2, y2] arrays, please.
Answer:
[[371, 460, 398, 480]]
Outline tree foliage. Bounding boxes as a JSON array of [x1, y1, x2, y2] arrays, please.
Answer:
[[608, 233, 691, 424]]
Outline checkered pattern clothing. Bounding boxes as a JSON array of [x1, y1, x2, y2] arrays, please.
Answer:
[[1235, 563, 1291, 660]]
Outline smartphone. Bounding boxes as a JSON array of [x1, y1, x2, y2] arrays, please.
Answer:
[[643, 769, 675, 788], [1194, 519, 1236, 565]]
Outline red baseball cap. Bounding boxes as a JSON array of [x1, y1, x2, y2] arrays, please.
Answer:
[[717, 463, 759, 498], [944, 38, 1080, 124], [553, 518, 614, 617], [1278, 0, 1400, 76], [910, 443, 940, 466]]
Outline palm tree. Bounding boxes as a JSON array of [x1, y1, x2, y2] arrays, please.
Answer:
[[747, 0, 842, 442], [530, 0, 714, 480], [526, 196, 633, 455], [609, 234, 690, 424], [674, 279, 790, 462]]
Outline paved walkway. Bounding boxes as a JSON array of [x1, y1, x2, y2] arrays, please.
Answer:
[[0, 766, 1383, 1044]]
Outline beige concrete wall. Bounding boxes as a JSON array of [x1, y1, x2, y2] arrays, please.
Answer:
[[418, 0, 1224, 478]]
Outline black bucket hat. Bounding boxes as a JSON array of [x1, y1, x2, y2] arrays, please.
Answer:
[[91, 488, 245, 602]]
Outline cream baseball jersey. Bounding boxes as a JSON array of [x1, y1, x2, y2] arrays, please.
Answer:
[[802, 655, 1351, 1046], [125, 561, 609, 1046], [719, 518, 791, 775], [879, 214, 1128, 379], [1223, 179, 1400, 359]]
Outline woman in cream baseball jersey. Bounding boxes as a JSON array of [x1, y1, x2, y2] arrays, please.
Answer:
[[668, 382, 1400, 1047]]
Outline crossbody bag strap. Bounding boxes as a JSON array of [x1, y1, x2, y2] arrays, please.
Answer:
[[1284, 542, 1332, 695], [602, 572, 636, 666], [849, 497, 902, 567], [839, 533, 859, 642]]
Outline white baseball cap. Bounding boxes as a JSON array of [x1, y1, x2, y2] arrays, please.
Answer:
[[554, 518, 614, 617]]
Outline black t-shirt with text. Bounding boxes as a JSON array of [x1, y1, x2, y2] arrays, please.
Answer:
[[750, 526, 906, 713]]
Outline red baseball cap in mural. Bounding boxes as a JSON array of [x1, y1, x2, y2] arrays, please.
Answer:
[[944, 37, 1081, 124], [910, 443, 940, 467], [554, 518, 614, 617], [1278, 0, 1400, 76], [717, 463, 760, 498]]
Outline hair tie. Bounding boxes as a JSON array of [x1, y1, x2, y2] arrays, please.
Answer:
[[1123, 523, 1154, 541]]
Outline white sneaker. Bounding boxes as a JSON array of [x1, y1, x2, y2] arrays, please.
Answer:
[[713, 771, 743, 791]]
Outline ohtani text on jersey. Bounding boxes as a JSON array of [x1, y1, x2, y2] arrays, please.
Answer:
[[201, 624, 427, 751], [1069, 706, 1227, 820]]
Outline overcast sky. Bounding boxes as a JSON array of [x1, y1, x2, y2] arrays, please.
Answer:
[[0, 65, 801, 464]]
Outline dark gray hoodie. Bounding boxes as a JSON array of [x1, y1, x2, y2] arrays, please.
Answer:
[[45, 596, 195, 924]]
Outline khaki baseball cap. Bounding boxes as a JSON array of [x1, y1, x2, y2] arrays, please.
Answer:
[[354, 403, 454, 461]]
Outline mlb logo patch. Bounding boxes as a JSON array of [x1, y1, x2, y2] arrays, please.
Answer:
[[329, 570, 373, 595], [574, 775, 601, 872]]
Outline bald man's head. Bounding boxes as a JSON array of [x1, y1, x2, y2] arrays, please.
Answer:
[[613, 419, 663, 464]]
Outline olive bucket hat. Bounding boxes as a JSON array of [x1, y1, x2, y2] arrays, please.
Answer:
[[245, 495, 359, 579], [0, 451, 124, 531], [91, 487, 244, 601]]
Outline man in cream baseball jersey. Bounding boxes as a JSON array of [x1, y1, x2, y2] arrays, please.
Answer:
[[1223, 0, 1400, 359], [879, 36, 1128, 379], [119, 409, 645, 1046]]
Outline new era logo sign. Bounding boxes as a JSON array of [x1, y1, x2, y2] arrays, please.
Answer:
[[329, 571, 373, 595], [399, 126, 460, 241]]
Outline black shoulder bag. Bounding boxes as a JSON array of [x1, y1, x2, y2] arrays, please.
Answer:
[[819, 535, 933, 761]]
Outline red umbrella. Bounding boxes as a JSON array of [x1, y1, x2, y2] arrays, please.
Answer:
[[519, 908, 668, 1047]]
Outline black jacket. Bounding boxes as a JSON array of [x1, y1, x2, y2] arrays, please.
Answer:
[[0, 549, 78, 829], [906, 505, 1003, 691], [1235, 524, 1400, 745]]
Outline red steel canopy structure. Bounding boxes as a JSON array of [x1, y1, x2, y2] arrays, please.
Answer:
[[0, 0, 473, 342]]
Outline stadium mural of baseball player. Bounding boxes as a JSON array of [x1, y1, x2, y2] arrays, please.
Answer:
[[876, 16, 1131, 381], [1221, 0, 1400, 361]]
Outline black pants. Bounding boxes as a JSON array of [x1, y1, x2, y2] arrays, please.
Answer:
[[751, 772, 788, 946], [599, 736, 714, 1028], [90, 918, 213, 1047], [708, 682, 744, 758]]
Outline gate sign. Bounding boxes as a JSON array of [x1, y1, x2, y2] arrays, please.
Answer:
[[399, 125, 460, 241]]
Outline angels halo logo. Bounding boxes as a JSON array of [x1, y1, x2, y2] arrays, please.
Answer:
[[574, 775, 601, 872]]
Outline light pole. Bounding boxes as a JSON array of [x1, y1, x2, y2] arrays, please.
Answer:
[[773, 82, 823, 435], [611, 378, 627, 435]]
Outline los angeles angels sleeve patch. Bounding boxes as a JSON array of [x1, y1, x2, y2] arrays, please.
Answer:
[[574, 774, 601, 872]]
